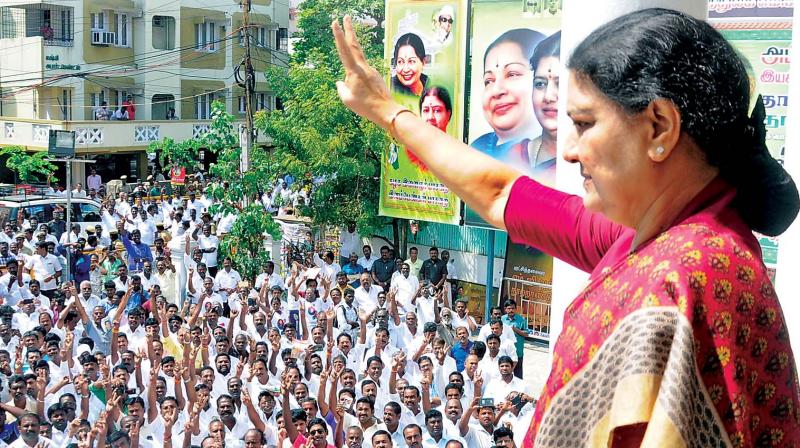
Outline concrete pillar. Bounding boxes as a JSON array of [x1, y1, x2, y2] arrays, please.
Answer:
[[774, 9, 800, 362], [549, 1, 709, 360]]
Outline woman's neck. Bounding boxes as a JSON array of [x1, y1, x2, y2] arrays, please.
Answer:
[[632, 160, 719, 252], [496, 120, 536, 145], [540, 131, 557, 159]]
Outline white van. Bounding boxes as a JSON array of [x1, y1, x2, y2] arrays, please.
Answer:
[[0, 195, 103, 234]]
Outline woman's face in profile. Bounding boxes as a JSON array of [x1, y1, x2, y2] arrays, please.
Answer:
[[482, 41, 535, 138], [396, 45, 424, 89], [533, 55, 561, 136], [421, 94, 451, 132]]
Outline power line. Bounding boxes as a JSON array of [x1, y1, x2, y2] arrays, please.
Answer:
[[0, 33, 241, 100]]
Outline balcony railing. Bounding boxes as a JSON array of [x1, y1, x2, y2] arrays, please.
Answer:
[[0, 117, 271, 151]]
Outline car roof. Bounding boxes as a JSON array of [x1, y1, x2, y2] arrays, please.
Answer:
[[0, 195, 100, 204]]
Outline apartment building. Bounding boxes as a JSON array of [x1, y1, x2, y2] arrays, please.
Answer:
[[0, 0, 288, 182]]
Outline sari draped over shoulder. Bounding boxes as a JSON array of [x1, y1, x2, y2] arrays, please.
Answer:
[[504, 176, 800, 448]]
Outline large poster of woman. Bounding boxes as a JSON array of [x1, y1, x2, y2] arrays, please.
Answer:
[[378, 0, 468, 225], [468, 1, 561, 366], [465, 0, 561, 227]]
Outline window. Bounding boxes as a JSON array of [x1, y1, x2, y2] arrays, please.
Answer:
[[90, 12, 106, 30], [240, 26, 268, 48], [152, 16, 175, 50], [278, 27, 288, 52], [238, 95, 246, 113], [115, 13, 130, 47], [60, 9, 71, 40], [256, 93, 271, 111], [78, 203, 101, 222], [195, 92, 217, 119], [61, 89, 71, 120], [194, 21, 218, 52], [23, 205, 53, 223]]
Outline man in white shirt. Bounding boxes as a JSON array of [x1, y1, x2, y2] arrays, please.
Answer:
[[354, 273, 383, 315], [9, 413, 54, 448], [484, 356, 531, 402], [155, 257, 178, 305], [450, 300, 477, 333], [195, 224, 219, 277], [357, 245, 377, 272], [70, 183, 87, 198], [391, 263, 419, 315], [214, 257, 242, 302], [477, 307, 516, 344], [339, 223, 362, 266], [24, 242, 61, 296], [254, 261, 284, 292], [313, 251, 341, 283]]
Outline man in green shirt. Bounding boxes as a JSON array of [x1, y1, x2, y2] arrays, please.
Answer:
[[502, 299, 528, 378], [404, 246, 424, 279]]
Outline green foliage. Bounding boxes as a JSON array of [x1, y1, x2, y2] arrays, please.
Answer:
[[260, 0, 400, 243], [147, 137, 201, 170], [292, 0, 385, 68], [0, 146, 58, 184], [203, 101, 281, 282]]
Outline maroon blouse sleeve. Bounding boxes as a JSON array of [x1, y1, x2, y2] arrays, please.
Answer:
[[503, 176, 627, 273]]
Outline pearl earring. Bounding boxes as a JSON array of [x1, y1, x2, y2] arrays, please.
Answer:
[[655, 146, 665, 155]]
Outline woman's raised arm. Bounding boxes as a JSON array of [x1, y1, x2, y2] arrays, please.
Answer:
[[331, 16, 521, 230]]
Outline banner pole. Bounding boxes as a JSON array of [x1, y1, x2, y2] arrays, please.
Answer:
[[485, 229, 495, 323]]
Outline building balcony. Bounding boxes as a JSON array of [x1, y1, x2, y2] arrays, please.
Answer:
[[0, 117, 271, 153]]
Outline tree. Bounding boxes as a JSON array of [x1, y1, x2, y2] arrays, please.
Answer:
[[259, 0, 404, 251], [146, 136, 201, 173], [0, 146, 57, 184], [203, 101, 281, 282], [145, 101, 280, 282]]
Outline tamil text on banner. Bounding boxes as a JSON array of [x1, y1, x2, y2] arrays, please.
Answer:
[[714, 19, 792, 281], [379, 0, 468, 224]]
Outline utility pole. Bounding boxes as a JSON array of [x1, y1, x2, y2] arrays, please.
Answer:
[[237, 0, 255, 206], [241, 0, 255, 171]]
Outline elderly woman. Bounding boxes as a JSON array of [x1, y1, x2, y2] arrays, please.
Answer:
[[333, 8, 800, 447]]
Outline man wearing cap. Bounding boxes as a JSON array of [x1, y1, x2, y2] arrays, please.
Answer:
[[19, 230, 35, 255], [119, 228, 152, 272], [24, 243, 61, 297]]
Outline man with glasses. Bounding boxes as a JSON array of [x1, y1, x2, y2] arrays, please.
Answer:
[[434, 6, 454, 45]]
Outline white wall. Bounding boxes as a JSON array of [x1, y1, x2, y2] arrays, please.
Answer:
[[549, 0, 709, 360]]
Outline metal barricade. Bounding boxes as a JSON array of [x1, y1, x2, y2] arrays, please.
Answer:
[[501, 277, 552, 342]]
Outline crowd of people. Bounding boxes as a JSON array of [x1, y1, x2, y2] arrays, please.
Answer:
[[0, 169, 534, 448]]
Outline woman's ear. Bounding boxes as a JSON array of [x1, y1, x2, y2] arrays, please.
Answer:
[[645, 98, 681, 162]]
